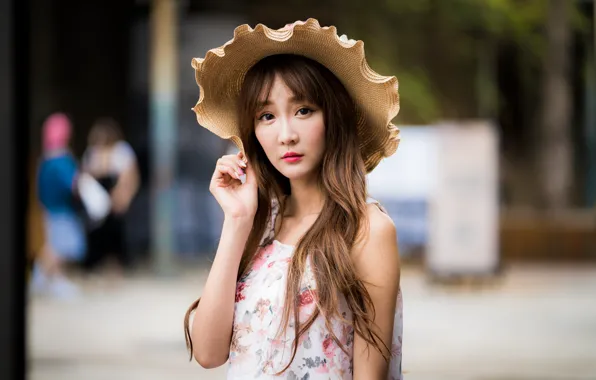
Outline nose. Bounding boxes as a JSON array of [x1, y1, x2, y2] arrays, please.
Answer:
[[278, 117, 299, 146]]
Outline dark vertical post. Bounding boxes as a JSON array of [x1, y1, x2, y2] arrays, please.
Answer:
[[0, 0, 27, 377]]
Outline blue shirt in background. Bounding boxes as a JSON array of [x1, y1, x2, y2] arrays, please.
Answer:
[[37, 152, 79, 215]]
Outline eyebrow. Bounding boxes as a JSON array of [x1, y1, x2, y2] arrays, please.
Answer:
[[256, 95, 307, 110]]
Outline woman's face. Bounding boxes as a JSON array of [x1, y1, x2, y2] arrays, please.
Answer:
[[254, 75, 326, 182]]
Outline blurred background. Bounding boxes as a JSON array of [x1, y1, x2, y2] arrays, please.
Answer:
[[8, 0, 596, 379]]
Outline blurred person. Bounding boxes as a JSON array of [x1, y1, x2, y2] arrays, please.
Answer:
[[32, 113, 86, 298], [184, 20, 403, 379], [82, 117, 139, 278]]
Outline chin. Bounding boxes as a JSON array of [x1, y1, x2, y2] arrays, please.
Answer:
[[277, 165, 319, 181]]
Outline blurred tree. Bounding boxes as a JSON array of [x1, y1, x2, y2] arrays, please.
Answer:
[[333, 0, 553, 125], [537, 0, 573, 210], [336, 0, 589, 209]]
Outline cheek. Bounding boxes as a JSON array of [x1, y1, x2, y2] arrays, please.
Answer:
[[308, 117, 326, 155], [255, 127, 276, 159]]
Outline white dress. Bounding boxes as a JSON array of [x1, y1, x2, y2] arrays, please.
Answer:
[[227, 199, 403, 379]]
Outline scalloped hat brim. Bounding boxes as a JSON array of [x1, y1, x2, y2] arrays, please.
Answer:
[[192, 18, 400, 172]]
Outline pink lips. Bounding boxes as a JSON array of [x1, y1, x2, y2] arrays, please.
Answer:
[[282, 152, 303, 163]]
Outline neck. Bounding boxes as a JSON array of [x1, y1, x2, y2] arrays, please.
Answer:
[[286, 177, 325, 218]]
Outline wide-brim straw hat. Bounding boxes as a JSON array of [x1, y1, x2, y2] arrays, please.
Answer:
[[191, 18, 400, 173]]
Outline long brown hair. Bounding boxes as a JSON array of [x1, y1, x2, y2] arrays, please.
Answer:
[[183, 54, 390, 371]]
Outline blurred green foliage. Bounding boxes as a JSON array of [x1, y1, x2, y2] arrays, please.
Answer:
[[330, 0, 589, 124]]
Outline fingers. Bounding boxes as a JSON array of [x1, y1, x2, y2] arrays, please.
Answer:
[[243, 157, 256, 186], [236, 152, 258, 186], [214, 154, 246, 182], [237, 151, 247, 163], [215, 164, 241, 181], [221, 156, 246, 176]]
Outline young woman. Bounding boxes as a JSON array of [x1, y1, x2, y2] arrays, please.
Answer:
[[184, 20, 403, 379], [82, 118, 139, 275]]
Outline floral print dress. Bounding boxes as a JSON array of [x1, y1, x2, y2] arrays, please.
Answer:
[[228, 199, 403, 379]]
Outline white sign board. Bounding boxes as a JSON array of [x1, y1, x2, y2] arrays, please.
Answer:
[[367, 126, 438, 199], [427, 121, 499, 276], [367, 126, 438, 254]]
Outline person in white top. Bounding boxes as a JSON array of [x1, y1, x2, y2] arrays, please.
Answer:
[[81, 117, 140, 276], [184, 20, 403, 379]]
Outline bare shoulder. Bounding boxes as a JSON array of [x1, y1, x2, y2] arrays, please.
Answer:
[[356, 203, 398, 252], [367, 203, 397, 240], [352, 203, 400, 280]]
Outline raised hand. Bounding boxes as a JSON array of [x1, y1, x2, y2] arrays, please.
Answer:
[[209, 152, 258, 220]]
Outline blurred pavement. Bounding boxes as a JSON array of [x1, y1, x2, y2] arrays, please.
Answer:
[[28, 265, 596, 380]]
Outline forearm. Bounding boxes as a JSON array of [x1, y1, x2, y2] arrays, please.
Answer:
[[191, 217, 252, 367]]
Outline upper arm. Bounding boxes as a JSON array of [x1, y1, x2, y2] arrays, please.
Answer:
[[352, 204, 401, 379]]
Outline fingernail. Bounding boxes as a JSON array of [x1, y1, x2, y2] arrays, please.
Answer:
[[238, 160, 247, 168]]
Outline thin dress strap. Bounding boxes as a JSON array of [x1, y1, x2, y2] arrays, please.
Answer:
[[366, 197, 388, 214]]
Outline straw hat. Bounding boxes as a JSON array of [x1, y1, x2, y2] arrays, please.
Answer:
[[191, 18, 400, 172]]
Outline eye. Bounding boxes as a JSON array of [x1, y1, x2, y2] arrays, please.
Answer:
[[258, 113, 275, 121], [296, 107, 313, 116]]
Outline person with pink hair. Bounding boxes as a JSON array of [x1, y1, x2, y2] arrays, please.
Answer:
[[32, 112, 86, 298]]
